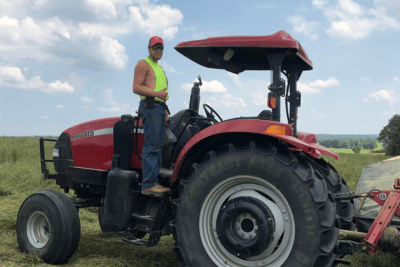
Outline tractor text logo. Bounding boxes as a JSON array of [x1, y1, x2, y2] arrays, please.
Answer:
[[72, 130, 95, 140]]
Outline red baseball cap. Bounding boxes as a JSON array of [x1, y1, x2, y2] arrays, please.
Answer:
[[149, 36, 163, 46]]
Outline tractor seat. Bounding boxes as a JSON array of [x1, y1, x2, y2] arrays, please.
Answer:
[[258, 110, 272, 120]]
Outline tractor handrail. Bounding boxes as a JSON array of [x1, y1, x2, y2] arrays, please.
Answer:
[[39, 137, 58, 180]]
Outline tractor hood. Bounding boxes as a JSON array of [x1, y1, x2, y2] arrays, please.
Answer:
[[175, 30, 313, 74]]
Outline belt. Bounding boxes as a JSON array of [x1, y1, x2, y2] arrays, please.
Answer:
[[140, 98, 170, 115]]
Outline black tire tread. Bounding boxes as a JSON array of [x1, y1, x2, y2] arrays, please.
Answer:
[[171, 141, 338, 267], [309, 158, 356, 231], [16, 189, 80, 264]]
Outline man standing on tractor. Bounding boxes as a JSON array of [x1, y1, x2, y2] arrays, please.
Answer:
[[133, 36, 171, 196]]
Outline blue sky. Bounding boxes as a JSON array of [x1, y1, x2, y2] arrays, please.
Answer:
[[0, 0, 399, 136]]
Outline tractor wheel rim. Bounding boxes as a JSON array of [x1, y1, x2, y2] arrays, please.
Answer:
[[199, 175, 295, 267], [26, 211, 50, 248]]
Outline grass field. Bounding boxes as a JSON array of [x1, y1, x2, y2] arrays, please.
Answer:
[[0, 136, 399, 266], [327, 142, 384, 154]]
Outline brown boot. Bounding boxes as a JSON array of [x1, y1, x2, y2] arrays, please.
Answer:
[[141, 183, 170, 196]]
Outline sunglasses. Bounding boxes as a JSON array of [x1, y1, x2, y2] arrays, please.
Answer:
[[151, 45, 164, 51]]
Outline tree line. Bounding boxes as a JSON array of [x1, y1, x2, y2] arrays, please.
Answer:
[[316, 114, 399, 156], [378, 114, 400, 156], [319, 138, 378, 150]]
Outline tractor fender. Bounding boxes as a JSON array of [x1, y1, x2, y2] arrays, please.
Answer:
[[171, 119, 338, 183]]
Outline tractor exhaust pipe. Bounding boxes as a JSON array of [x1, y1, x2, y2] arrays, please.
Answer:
[[189, 75, 202, 113]]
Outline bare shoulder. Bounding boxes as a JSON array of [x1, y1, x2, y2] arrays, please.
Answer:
[[135, 59, 149, 70], [134, 59, 150, 75]]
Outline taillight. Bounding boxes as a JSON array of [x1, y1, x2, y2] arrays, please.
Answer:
[[267, 96, 276, 109], [265, 125, 287, 135]]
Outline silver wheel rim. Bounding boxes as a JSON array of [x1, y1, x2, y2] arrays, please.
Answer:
[[199, 175, 295, 267], [26, 211, 50, 248]]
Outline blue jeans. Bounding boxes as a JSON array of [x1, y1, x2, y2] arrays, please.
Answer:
[[138, 100, 166, 189]]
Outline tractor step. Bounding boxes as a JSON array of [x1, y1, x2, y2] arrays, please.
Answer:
[[159, 168, 173, 178], [132, 213, 155, 224], [122, 236, 148, 246], [333, 258, 351, 265], [122, 231, 162, 247]]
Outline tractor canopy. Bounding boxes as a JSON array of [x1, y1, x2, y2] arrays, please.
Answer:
[[174, 30, 313, 74]]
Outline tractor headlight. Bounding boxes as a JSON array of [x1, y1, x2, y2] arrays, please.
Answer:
[[52, 148, 60, 157]]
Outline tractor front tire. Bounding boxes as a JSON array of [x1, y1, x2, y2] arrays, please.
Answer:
[[16, 189, 81, 264], [172, 141, 338, 267]]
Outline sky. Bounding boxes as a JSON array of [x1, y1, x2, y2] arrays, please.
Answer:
[[0, 0, 399, 136]]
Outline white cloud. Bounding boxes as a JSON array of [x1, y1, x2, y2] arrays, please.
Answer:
[[181, 79, 228, 93], [181, 78, 247, 117], [309, 77, 339, 88], [251, 92, 268, 106], [0, 65, 74, 93], [394, 77, 399, 82], [298, 77, 339, 94], [204, 94, 247, 117], [288, 15, 319, 41], [81, 96, 96, 103], [85, 0, 118, 21], [201, 80, 228, 93], [128, 0, 183, 39], [0, 1, 183, 70], [227, 73, 242, 87], [374, 0, 400, 16], [369, 89, 396, 105], [220, 93, 247, 109], [298, 82, 320, 94], [370, 90, 391, 101], [314, 0, 400, 40], [312, 0, 327, 9], [41, 115, 50, 119], [363, 97, 370, 103], [55, 104, 64, 109], [97, 88, 135, 113], [246, 80, 273, 107], [159, 60, 183, 75]]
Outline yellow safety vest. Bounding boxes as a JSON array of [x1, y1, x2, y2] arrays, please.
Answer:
[[140, 57, 169, 102]]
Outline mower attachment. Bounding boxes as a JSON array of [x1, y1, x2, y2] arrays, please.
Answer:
[[337, 179, 400, 259]]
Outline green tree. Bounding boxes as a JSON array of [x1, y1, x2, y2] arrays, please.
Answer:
[[378, 114, 400, 156], [348, 138, 360, 148], [352, 146, 361, 154], [331, 139, 339, 148], [362, 138, 377, 150]]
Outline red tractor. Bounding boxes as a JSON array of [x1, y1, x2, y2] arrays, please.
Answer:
[[16, 31, 356, 267]]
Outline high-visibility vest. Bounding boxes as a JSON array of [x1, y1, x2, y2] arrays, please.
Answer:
[[140, 57, 168, 102]]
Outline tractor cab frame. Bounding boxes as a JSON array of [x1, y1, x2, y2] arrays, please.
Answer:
[[175, 30, 312, 136]]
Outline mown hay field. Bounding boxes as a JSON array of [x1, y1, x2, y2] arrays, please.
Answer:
[[0, 136, 399, 266]]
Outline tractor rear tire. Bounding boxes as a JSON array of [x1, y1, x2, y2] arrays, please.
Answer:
[[310, 158, 356, 231], [16, 189, 81, 264], [171, 141, 338, 267]]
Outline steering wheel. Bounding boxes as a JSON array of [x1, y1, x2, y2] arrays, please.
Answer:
[[203, 104, 223, 123]]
